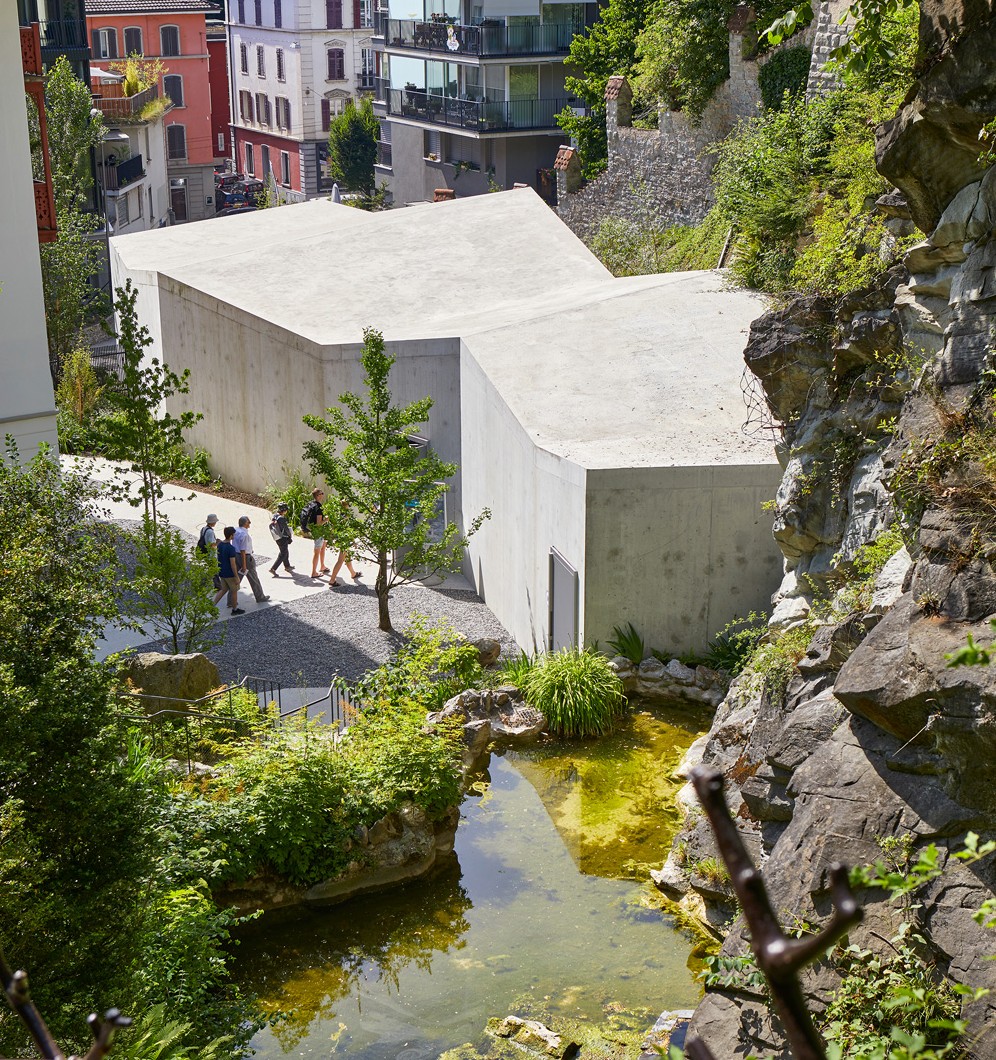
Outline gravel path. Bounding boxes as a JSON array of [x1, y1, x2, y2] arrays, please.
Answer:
[[133, 577, 520, 686]]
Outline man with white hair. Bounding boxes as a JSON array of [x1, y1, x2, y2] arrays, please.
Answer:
[[233, 515, 270, 606]]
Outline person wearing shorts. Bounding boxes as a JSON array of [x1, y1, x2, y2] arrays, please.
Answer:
[[308, 488, 330, 578], [213, 526, 244, 615]]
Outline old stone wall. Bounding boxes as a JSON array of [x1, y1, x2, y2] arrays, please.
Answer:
[[805, 0, 853, 99], [556, 24, 814, 243]]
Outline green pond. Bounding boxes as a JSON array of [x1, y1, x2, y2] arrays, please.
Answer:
[[234, 701, 710, 1059]]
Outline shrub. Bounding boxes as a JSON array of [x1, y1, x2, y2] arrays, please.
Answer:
[[55, 344, 104, 452], [704, 612, 768, 676], [521, 648, 626, 738], [166, 445, 217, 486], [496, 650, 537, 688], [607, 622, 645, 664], [263, 464, 315, 536], [758, 45, 811, 111], [588, 206, 729, 277]]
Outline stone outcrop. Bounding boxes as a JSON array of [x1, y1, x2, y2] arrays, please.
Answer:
[[670, 5, 996, 1053], [609, 656, 728, 707], [124, 651, 221, 705], [426, 687, 546, 773]]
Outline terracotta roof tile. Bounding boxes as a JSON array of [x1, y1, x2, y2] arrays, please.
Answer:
[[86, 0, 212, 12], [553, 146, 576, 170], [433, 188, 456, 201], [604, 75, 630, 100]]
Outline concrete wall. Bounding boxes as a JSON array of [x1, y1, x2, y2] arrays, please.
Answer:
[[460, 342, 587, 653], [584, 464, 784, 655], [0, 9, 58, 457]]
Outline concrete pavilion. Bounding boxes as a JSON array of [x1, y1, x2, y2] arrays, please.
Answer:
[[110, 189, 783, 656]]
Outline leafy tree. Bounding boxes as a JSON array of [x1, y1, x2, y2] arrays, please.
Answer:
[[0, 443, 152, 1052], [130, 515, 222, 654], [44, 55, 103, 212], [41, 57, 107, 379], [55, 340, 104, 451], [558, 0, 650, 177], [326, 98, 379, 195], [99, 279, 203, 535], [303, 327, 489, 632]]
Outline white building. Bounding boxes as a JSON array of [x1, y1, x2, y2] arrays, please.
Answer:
[[228, 0, 378, 199], [1, 9, 58, 457], [110, 191, 783, 655], [92, 68, 172, 233]]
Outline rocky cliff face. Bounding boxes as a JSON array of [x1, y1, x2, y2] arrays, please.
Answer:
[[662, 4, 996, 1054]]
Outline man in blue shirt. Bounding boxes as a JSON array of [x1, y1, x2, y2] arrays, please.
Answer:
[[213, 526, 245, 615]]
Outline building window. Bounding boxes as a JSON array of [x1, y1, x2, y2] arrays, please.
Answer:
[[326, 0, 343, 28], [163, 74, 184, 106], [118, 191, 130, 226], [280, 150, 290, 185], [166, 124, 187, 159], [360, 47, 375, 89], [123, 26, 143, 54], [274, 0, 282, 26], [239, 89, 254, 120], [92, 27, 118, 59], [326, 47, 345, 80], [255, 92, 271, 125], [254, 0, 262, 23], [321, 94, 348, 130], [256, 44, 265, 76], [358, 0, 373, 26], [276, 47, 285, 81], [237, 0, 245, 21], [239, 41, 248, 72], [244, 142, 254, 175], [218, 131, 226, 152], [261, 144, 270, 176], [160, 25, 181, 56], [276, 96, 291, 129]]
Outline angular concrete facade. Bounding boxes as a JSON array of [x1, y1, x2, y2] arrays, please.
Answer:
[[110, 191, 782, 654]]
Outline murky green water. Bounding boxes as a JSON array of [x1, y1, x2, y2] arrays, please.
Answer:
[[234, 702, 709, 1059]]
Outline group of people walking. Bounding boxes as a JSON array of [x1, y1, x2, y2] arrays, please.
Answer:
[[197, 488, 361, 616]]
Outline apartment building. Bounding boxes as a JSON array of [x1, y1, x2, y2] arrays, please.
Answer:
[[86, 0, 216, 221], [371, 0, 593, 202], [227, 0, 378, 200]]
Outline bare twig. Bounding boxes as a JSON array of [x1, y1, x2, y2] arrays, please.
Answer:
[[1, 947, 129, 1060], [686, 765, 862, 1060]]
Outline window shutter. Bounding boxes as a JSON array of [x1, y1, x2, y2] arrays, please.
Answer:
[[321, 98, 331, 131], [326, 0, 342, 27], [353, 0, 361, 27], [274, 0, 282, 25], [237, 0, 245, 21]]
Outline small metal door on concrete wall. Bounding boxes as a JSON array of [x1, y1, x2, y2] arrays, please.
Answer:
[[548, 547, 578, 651]]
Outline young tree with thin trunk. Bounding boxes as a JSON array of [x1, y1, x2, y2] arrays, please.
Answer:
[[303, 327, 490, 632], [99, 279, 202, 537], [326, 98, 379, 195]]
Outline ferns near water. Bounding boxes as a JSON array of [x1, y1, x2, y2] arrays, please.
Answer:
[[521, 648, 626, 738]]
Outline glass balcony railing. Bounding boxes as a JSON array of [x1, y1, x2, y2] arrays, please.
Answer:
[[383, 18, 575, 56], [385, 86, 573, 131]]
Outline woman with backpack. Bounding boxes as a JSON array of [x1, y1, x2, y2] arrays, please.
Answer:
[[301, 488, 330, 579], [268, 503, 294, 576]]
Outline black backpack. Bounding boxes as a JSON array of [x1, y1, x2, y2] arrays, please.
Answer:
[[196, 525, 211, 554], [300, 500, 318, 533]]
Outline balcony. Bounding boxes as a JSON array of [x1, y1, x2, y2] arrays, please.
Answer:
[[98, 153, 146, 191], [92, 83, 161, 122], [35, 19, 89, 54], [385, 85, 572, 132], [20, 24, 43, 75], [383, 18, 574, 57]]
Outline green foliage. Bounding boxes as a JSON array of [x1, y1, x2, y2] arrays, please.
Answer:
[[0, 445, 153, 1052], [588, 205, 729, 277], [558, 0, 649, 176], [825, 528, 904, 618], [496, 650, 538, 688], [704, 612, 768, 676], [129, 515, 222, 654], [353, 614, 484, 711], [758, 44, 811, 111], [737, 620, 815, 703], [44, 55, 104, 212], [166, 444, 217, 486], [692, 855, 731, 887], [56, 343, 105, 451], [303, 326, 489, 631], [714, 33, 917, 297], [345, 181, 392, 211], [264, 464, 314, 532], [946, 618, 996, 668], [701, 952, 767, 994], [326, 98, 380, 195], [520, 648, 627, 738], [607, 622, 645, 664], [111, 1003, 231, 1060], [99, 280, 203, 531]]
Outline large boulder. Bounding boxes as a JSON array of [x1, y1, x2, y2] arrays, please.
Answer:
[[124, 651, 221, 706]]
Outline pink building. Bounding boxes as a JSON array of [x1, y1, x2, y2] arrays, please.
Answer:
[[207, 31, 231, 164], [87, 0, 217, 221]]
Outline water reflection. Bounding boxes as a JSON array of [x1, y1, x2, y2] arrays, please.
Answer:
[[235, 703, 707, 1058]]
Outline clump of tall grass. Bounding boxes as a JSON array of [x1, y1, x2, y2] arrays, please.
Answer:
[[496, 650, 537, 688], [520, 648, 626, 738]]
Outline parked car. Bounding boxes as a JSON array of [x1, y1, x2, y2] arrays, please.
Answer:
[[217, 179, 266, 210], [215, 172, 243, 192], [215, 205, 259, 217]]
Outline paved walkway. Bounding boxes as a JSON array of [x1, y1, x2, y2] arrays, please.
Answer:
[[73, 457, 514, 683]]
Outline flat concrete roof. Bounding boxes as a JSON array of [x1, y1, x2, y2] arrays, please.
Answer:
[[112, 190, 774, 469], [111, 191, 612, 346]]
